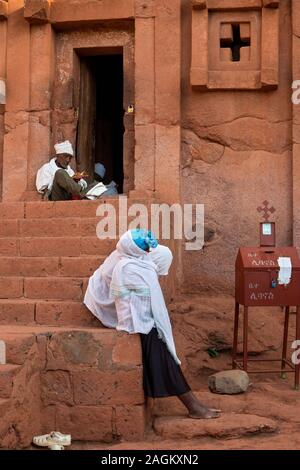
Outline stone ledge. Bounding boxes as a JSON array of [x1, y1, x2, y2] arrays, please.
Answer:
[[191, 0, 280, 10], [154, 414, 278, 440], [50, 0, 135, 25], [263, 0, 279, 7], [206, 0, 263, 10]]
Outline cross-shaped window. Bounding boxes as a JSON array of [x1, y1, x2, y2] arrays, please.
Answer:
[[220, 23, 251, 62]]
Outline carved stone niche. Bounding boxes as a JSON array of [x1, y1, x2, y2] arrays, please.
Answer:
[[0, 0, 8, 20], [24, 0, 51, 24], [190, 0, 279, 90]]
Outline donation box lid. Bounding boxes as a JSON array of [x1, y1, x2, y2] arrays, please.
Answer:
[[236, 247, 300, 272]]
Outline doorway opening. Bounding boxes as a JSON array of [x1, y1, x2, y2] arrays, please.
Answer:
[[76, 52, 124, 193]]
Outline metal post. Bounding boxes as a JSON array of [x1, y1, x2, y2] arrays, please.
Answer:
[[232, 301, 240, 369], [281, 306, 290, 378], [243, 306, 248, 372], [295, 306, 300, 390]]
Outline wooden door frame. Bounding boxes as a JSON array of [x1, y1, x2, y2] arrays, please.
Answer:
[[73, 45, 135, 193]]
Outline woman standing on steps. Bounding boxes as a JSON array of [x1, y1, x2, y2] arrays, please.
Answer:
[[84, 229, 220, 420]]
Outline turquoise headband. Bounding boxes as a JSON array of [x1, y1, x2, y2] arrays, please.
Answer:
[[131, 229, 158, 251]]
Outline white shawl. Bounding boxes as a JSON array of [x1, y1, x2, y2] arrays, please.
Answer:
[[36, 158, 75, 193], [84, 231, 148, 327], [110, 233, 181, 365]]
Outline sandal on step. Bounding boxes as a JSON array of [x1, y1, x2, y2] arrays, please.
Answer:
[[33, 431, 71, 447]]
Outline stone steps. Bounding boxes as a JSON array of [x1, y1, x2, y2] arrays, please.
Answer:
[[0, 325, 145, 448], [153, 413, 278, 441], [0, 299, 98, 326], [0, 198, 153, 328], [0, 256, 104, 277], [0, 277, 89, 301], [0, 198, 152, 220], [0, 199, 154, 447], [0, 237, 115, 257], [1, 217, 144, 238], [0, 218, 107, 238]]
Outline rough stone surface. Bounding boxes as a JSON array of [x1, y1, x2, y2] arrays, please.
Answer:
[[153, 414, 278, 440], [208, 370, 250, 394], [0, 325, 145, 448], [24, 0, 50, 24]]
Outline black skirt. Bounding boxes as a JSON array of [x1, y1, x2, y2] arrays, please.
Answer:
[[140, 327, 191, 398]]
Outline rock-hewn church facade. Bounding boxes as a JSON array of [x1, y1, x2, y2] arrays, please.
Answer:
[[0, 0, 298, 448]]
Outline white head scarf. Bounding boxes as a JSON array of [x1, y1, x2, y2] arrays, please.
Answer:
[[54, 140, 74, 156], [149, 245, 173, 276]]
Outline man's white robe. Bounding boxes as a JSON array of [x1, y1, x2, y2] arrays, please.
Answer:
[[36, 158, 75, 193]]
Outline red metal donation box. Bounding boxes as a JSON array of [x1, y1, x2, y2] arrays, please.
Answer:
[[235, 247, 300, 307]]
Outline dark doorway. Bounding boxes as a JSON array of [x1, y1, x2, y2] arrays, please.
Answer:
[[77, 53, 124, 193]]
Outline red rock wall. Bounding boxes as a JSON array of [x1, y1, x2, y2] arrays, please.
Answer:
[[0, 0, 296, 294], [181, 0, 293, 294]]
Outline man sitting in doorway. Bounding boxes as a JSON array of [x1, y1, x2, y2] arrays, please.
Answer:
[[36, 140, 88, 201]]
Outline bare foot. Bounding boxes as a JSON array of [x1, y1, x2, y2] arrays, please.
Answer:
[[188, 405, 220, 420]]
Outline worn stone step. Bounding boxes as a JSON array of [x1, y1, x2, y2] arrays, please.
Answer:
[[0, 257, 58, 277], [0, 299, 35, 324], [0, 237, 97, 258], [24, 277, 87, 301], [18, 237, 114, 257], [0, 239, 19, 256], [18, 217, 145, 238], [0, 220, 18, 237], [0, 278, 86, 301], [0, 198, 153, 221], [0, 277, 24, 299], [0, 324, 142, 366], [153, 414, 278, 440], [0, 299, 99, 326], [24, 198, 151, 219], [0, 203, 25, 219], [58, 256, 103, 277], [0, 277, 88, 301], [24, 199, 119, 219], [19, 218, 93, 237], [0, 256, 103, 277], [35, 300, 99, 327], [0, 364, 22, 399]]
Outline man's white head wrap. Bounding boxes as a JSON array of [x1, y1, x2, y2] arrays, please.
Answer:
[[54, 140, 74, 157]]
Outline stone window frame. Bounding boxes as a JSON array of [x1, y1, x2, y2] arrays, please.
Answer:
[[190, 0, 279, 90]]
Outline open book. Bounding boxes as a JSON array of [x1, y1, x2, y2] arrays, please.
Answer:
[[85, 182, 108, 200]]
